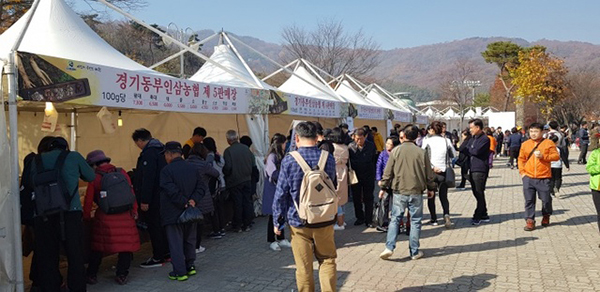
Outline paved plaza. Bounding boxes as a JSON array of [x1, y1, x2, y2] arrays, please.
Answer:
[[83, 154, 600, 292]]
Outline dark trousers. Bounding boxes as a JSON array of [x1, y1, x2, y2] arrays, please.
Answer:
[[229, 181, 254, 229], [142, 203, 169, 260], [351, 178, 375, 223], [87, 251, 133, 277], [34, 211, 86, 292], [592, 190, 600, 233], [579, 144, 589, 163], [165, 223, 197, 275], [522, 176, 553, 220], [210, 198, 226, 233], [267, 215, 285, 242], [550, 168, 563, 194], [195, 222, 203, 249], [458, 166, 469, 188], [382, 189, 393, 226], [469, 172, 489, 220], [428, 174, 450, 221], [509, 147, 520, 167]]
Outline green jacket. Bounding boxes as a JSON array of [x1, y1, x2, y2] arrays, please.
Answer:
[[587, 148, 600, 190], [30, 149, 96, 212], [380, 141, 437, 195]]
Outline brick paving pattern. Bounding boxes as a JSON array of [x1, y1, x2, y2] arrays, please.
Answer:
[[88, 154, 600, 292]]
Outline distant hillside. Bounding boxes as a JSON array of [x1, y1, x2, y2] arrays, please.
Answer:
[[195, 32, 600, 102]]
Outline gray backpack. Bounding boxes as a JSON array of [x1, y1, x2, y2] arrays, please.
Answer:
[[97, 168, 135, 214]]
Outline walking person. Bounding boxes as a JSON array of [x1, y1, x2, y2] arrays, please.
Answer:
[[131, 129, 170, 268], [519, 123, 560, 231], [467, 119, 491, 225], [456, 130, 472, 190], [272, 121, 338, 292], [30, 137, 96, 292], [375, 136, 401, 232], [223, 130, 256, 232], [578, 122, 590, 164], [372, 127, 385, 154], [379, 125, 437, 261], [422, 121, 457, 228], [83, 150, 140, 286], [485, 127, 497, 168], [548, 135, 570, 198], [349, 128, 378, 227], [585, 145, 600, 247], [186, 143, 220, 253], [160, 142, 203, 281], [262, 133, 292, 250], [331, 128, 350, 231], [508, 127, 523, 169], [203, 137, 227, 238]]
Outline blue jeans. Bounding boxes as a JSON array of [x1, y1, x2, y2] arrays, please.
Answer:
[[385, 194, 423, 256]]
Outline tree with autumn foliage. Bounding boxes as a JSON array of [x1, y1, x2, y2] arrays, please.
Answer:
[[509, 48, 569, 120], [0, 0, 32, 33], [481, 41, 521, 111]]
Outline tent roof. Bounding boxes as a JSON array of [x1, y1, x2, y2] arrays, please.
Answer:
[[335, 80, 378, 106], [278, 66, 342, 102], [366, 87, 409, 113], [0, 0, 152, 72], [189, 44, 272, 89]]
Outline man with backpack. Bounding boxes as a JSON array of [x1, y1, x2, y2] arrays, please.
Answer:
[[131, 128, 169, 268], [83, 150, 139, 285], [519, 123, 560, 231], [30, 137, 96, 292], [378, 125, 436, 261], [273, 121, 338, 292]]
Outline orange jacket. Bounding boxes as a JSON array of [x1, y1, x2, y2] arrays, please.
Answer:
[[488, 135, 497, 153], [518, 138, 560, 179]]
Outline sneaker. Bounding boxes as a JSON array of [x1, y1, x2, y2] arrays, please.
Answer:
[[278, 239, 292, 248], [379, 248, 393, 260], [232, 228, 242, 233], [115, 275, 128, 285], [187, 266, 197, 276], [541, 215, 550, 227], [411, 251, 424, 260], [444, 215, 454, 229], [86, 276, 98, 285], [376, 226, 388, 232], [524, 219, 536, 231], [269, 241, 281, 251], [471, 219, 481, 226], [168, 272, 189, 281], [333, 224, 345, 231], [353, 219, 365, 226], [219, 230, 226, 236], [365, 223, 375, 228], [456, 187, 466, 191], [140, 257, 165, 268], [480, 217, 491, 223], [427, 220, 438, 226], [243, 226, 252, 232], [209, 232, 223, 239], [195, 246, 206, 254]]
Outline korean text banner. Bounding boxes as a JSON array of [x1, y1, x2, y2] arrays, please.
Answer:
[[268, 90, 344, 118], [16, 52, 271, 114], [394, 110, 413, 123], [357, 105, 384, 120]]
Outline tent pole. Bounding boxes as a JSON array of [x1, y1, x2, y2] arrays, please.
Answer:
[[221, 33, 264, 87], [148, 33, 217, 69], [70, 110, 77, 151]]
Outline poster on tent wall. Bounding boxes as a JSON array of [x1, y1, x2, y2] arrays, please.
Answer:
[[269, 90, 343, 118], [357, 105, 385, 120], [394, 111, 413, 123], [16, 52, 270, 114], [416, 115, 429, 125]]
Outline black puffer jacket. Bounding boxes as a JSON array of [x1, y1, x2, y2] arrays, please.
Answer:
[[159, 157, 204, 226], [133, 139, 166, 205], [187, 155, 219, 214]]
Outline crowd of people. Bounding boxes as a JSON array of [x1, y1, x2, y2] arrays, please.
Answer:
[[19, 116, 600, 292]]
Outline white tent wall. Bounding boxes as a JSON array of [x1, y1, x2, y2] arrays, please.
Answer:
[[268, 115, 340, 138], [0, 89, 16, 292]]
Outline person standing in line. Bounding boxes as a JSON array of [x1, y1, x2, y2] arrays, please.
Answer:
[[83, 150, 140, 286], [186, 143, 220, 254], [578, 122, 590, 164], [372, 127, 385, 154], [422, 121, 456, 228], [375, 135, 401, 232], [508, 127, 523, 169], [456, 130, 472, 190], [223, 130, 256, 232], [203, 137, 227, 238], [272, 122, 338, 292], [518, 123, 560, 231], [330, 128, 350, 231], [160, 142, 203, 281], [182, 127, 206, 159], [548, 135, 569, 198], [315, 122, 335, 153], [349, 128, 378, 228], [467, 119, 491, 226], [379, 125, 436, 261], [262, 133, 293, 250], [131, 129, 170, 268], [586, 144, 600, 248]]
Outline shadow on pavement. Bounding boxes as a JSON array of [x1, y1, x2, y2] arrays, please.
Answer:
[[397, 273, 497, 291], [556, 215, 598, 227], [419, 237, 538, 259]]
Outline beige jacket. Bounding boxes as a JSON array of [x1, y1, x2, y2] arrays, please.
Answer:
[[333, 143, 349, 205]]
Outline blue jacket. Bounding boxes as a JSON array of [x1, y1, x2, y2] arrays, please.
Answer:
[[468, 133, 491, 173], [159, 157, 204, 226], [376, 150, 390, 181], [133, 139, 166, 205], [509, 133, 523, 148]]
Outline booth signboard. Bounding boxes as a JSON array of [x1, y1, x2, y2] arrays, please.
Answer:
[[394, 110, 412, 123], [357, 105, 384, 120], [416, 115, 429, 125], [279, 91, 343, 118]]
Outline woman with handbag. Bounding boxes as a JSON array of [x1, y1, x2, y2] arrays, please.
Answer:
[[457, 130, 472, 190], [330, 128, 351, 231], [422, 121, 457, 229], [262, 133, 292, 251], [375, 136, 401, 232], [203, 137, 227, 239]]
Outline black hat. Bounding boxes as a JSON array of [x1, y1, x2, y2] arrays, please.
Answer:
[[163, 141, 182, 153]]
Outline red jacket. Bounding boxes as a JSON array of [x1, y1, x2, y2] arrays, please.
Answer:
[[83, 164, 140, 254]]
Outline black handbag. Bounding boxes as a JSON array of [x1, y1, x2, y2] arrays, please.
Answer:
[[178, 206, 204, 224], [444, 138, 456, 188]]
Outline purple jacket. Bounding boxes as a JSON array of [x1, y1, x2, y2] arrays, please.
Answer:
[[376, 150, 390, 181]]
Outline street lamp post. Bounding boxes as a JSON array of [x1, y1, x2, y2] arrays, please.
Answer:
[[463, 80, 481, 103], [166, 23, 195, 78]]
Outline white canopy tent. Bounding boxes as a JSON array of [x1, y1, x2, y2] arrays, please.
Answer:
[[332, 77, 388, 136]]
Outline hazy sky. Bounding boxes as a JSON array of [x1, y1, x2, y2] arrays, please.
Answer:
[[81, 0, 600, 50]]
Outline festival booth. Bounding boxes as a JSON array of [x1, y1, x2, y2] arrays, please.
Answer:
[[363, 84, 413, 136]]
